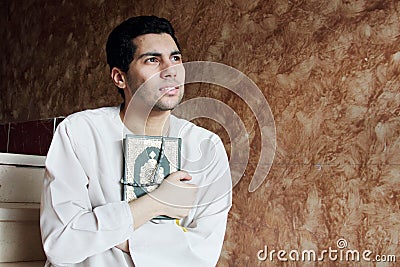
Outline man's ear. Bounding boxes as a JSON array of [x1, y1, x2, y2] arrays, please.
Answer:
[[111, 67, 126, 89]]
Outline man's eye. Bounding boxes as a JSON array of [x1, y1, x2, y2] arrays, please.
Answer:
[[145, 57, 158, 63], [171, 55, 181, 62]]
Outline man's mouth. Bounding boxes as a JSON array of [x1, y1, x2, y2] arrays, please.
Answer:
[[159, 85, 179, 95]]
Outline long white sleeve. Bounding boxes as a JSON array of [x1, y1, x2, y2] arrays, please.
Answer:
[[40, 112, 134, 265]]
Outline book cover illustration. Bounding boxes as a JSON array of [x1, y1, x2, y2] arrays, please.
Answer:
[[121, 135, 181, 215]]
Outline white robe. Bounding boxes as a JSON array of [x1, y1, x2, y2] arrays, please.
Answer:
[[40, 106, 232, 267]]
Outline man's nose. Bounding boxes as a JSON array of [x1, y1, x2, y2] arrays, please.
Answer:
[[160, 61, 177, 79]]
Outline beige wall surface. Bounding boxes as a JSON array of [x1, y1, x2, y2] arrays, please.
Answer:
[[2, 0, 400, 266]]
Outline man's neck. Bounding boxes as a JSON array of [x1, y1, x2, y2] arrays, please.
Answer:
[[144, 110, 171, 136], [120, 104, 171, 136]]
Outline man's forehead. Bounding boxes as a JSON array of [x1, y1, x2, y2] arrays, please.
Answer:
[[132, 33, 179, 54]]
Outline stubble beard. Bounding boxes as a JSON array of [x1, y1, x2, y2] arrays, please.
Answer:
[[152, 88, 184, 111]]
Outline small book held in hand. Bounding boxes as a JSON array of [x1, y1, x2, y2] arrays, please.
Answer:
[[121, 134, 181, 220]]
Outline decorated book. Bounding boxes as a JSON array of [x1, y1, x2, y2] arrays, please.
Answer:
[[121, 134, 181, 219]]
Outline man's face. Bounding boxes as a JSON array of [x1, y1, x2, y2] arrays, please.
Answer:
[[124, 33, 185, 111]]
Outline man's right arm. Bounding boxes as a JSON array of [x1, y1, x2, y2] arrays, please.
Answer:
[[41, 120, 198, 263], [116, 171, 198, 252], [40, 120, 135, 264]]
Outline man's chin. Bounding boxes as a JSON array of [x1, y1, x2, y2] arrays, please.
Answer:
[[152, 104, 177, 112], [152, 96, 183, 111]]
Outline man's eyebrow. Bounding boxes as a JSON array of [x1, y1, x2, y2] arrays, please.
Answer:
[[170, 50, 182, 56], [137, 52, 162, 59], [137, 50, 182, 59]]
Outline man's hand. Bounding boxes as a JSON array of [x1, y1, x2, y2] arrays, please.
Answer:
[[128, 171, 198, 229], [151, 171, 198, 219]]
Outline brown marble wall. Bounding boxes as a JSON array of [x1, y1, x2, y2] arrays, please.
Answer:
[[2, 0, 400, 266]]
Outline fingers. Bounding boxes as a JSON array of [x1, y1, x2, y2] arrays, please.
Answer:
[[166, 170, 192, 181], [150, 171, 198, 218]]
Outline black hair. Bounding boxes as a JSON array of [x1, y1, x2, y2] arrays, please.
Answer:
[[106, 16, 181, 99]]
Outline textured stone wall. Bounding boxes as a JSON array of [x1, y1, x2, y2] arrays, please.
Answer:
[[2, 0, 400, 266]]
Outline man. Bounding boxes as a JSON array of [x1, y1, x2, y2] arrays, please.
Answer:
[[40, 16, 232, 267]]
